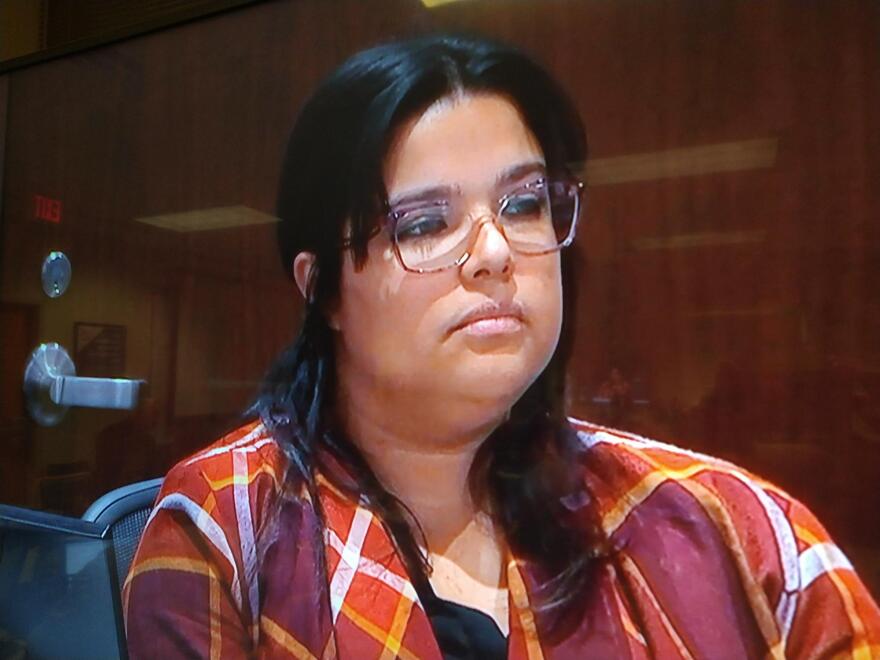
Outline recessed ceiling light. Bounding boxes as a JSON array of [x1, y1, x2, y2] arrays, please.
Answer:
[[420, 0, 472, 7], [133, 205, 276, 232], [587, 138, 777, 186], [632, 230, 766, 251]]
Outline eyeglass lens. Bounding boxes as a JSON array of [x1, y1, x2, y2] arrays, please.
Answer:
[[393, 180, 579, 271]]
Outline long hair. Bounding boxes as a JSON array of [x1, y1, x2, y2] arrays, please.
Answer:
[[250, 33, 606, 633]]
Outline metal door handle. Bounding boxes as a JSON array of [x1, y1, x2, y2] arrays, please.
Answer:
[[49, 374, 143, 409], [24, 343, 147, 426]]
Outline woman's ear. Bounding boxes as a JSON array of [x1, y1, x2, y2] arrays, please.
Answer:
[[293, 251, 341, 330], [293, 252, 317, 301]]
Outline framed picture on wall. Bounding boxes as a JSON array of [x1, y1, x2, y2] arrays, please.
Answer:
[[73, 322, 126, 377]]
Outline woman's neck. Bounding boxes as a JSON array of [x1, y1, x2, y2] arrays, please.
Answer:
[[335, 377, 511, 632], [339, 395, 498, 549]]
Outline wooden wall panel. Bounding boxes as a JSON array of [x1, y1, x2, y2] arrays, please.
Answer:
[[431, 0, 880, 589]]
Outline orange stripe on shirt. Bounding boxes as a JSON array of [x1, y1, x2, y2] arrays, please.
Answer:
[[261, 615, 319, 660]]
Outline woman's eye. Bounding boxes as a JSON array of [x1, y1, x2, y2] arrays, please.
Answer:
[[396, 212, 449, 240], [502, 193, 545, 220]]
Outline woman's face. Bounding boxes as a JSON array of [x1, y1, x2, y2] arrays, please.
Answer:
[[331, 93, 564, 428]]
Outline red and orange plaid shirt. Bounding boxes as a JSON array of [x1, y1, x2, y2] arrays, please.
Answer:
[[124, 419, 880, 658]]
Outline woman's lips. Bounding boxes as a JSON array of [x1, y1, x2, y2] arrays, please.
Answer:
[[449, 300, 526, 336], [458, 315, 524, 336]]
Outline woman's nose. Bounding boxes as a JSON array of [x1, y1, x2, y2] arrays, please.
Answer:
[[460, 214, 514, 281]]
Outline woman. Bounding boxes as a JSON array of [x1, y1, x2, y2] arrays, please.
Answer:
[[124, 34, 880, 658]]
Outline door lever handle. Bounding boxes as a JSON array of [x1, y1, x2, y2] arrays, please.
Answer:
[[49, 374, 144, 409], [24, 343, 147, 426]]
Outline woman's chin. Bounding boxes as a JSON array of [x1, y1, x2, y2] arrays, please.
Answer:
[[451, 354, 544, 402]]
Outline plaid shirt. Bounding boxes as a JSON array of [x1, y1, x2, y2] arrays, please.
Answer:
[[124, 419, 880, 658]]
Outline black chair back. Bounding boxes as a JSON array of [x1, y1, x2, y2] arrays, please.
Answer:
[[82, 478, 163, 591]]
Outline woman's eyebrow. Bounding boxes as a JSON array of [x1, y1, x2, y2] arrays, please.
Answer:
[[388, 160, 546, 207], [495, 160, 547, 185], [388, 184, 456, 207]]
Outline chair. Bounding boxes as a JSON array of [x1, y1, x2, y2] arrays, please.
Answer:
[[82, 477, 164, 592]]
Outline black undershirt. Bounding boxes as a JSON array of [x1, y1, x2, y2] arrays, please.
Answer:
[[416, 580, 508, 660]]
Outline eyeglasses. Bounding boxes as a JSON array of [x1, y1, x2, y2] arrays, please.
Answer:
[[385, 177, 584, 273]]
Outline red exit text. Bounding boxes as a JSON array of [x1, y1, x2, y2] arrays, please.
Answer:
[[34, 195, 62, 223]]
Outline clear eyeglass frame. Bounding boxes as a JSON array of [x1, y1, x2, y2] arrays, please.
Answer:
[[385, 177, 586, 274]]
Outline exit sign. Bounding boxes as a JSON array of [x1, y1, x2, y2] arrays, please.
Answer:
[[34, 195, 62, 223]]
